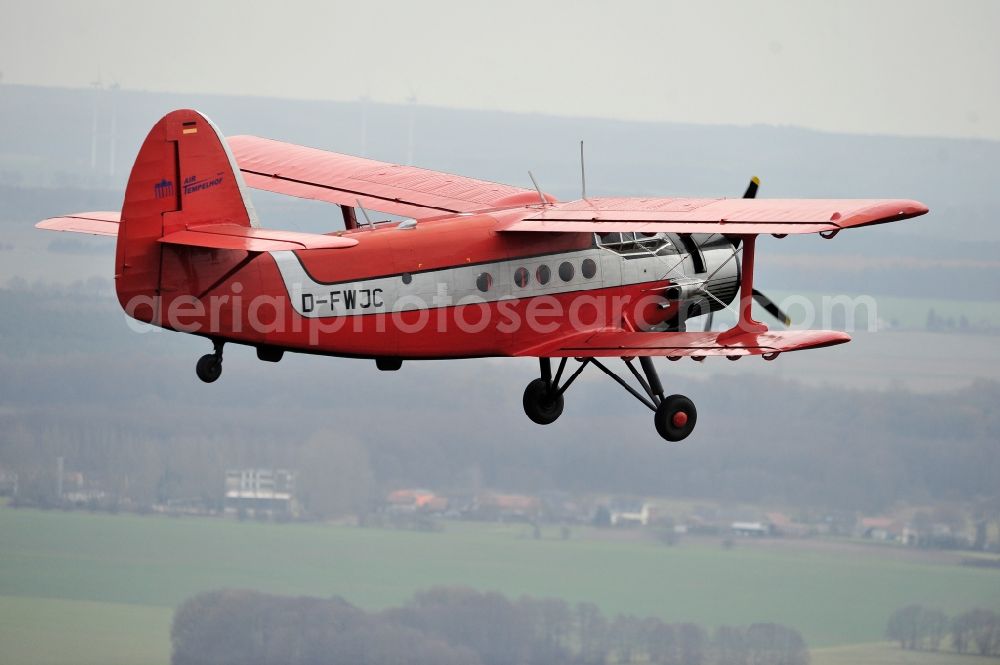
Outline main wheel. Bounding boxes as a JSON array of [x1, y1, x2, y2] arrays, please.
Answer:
[[196, 354, 222, 383], [522, 378, 564, 425], [654, 394, 697, 442]]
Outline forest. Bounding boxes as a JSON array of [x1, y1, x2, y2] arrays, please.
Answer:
[[172, 586, 808, 665], [886, 604, 1000, 657]]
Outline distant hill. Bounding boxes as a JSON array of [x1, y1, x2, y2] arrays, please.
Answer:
[[2, 83, 997, 232]]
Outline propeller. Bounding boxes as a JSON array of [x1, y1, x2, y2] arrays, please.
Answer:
[[703, 176, 789, 331], [702, 287, 790, 331], [752, 289, 791, 327]]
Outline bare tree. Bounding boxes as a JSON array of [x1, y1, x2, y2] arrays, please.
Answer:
[[575, 602, 608, 665], [886, 605, 922, 650]]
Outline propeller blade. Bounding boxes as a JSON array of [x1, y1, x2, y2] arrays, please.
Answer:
[[752, 288, 791, 326], [703, 310, 714, 332]]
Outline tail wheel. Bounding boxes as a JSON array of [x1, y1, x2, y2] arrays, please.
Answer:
[[654, 394, 697, 442], [196, 354, 222, 383], [522, 378, 564, 425]]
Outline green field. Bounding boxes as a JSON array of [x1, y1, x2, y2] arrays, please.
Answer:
[[813, 642, 1000, 665], [1, 509, 999, 665]]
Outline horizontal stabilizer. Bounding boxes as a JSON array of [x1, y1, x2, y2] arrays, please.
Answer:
[[159, 224, 358, 252], [517, 329, 850, 358], [36, 211, 120, 236]]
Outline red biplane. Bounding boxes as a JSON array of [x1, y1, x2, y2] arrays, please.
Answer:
[[38, 110, 928, 441]]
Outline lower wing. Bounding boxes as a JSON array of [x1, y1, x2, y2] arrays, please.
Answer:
[[515, 329, 850, 359]]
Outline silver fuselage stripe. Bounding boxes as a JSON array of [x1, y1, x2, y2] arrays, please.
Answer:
[[269, 244, 734, 318]]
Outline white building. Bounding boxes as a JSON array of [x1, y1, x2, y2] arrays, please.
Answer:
[[610, 499, 651, 526], [225, 469, 296, 516], [732, 521, 771, 536]]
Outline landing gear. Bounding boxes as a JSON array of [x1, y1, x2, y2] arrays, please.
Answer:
[[196, 340, 224, 383], [522, 378, 564, 425], [654, 394, 697, 442], [523, 356, 697, 442]]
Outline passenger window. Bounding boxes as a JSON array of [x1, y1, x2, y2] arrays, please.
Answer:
[[476, 272, 493, 293], [559, 261, 575, 282], [536, 264, 551, 285], [514, 267, 530, 288]]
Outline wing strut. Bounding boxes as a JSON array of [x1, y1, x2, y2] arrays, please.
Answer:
[[340, 205, 359, 231], [718, 234, 767, 344]]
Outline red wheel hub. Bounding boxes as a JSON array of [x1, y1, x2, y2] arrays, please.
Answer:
[[671, 411, 689, 428]]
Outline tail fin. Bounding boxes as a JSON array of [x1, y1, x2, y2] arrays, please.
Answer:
[[115, 109, 259, 312], [37, 109, 355, 326]]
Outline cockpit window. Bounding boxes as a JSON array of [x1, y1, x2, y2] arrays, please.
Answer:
[[596, 232, 674, 257]]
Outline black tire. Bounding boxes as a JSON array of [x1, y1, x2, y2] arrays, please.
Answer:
[[522, 378, 564, 425], [654, 394, 697, 442], [375, 357, 403, 371], [196, 354, 222, 383]]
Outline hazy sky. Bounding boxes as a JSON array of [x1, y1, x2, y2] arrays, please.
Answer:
[[2, 0, 998, 140]]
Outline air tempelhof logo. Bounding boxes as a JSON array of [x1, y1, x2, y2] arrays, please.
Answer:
[[153, 179, 174, 199], [183, 173, 224, 195]]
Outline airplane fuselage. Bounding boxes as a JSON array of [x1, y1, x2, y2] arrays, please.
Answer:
[[153, 209, 740, 360]]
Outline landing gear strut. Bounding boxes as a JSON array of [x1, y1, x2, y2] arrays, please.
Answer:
[[523, 356, 697, 442], [196, 340, 224, 383]]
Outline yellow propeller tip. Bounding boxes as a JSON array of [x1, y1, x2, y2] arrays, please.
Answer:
[[751, 176, 760, 185]]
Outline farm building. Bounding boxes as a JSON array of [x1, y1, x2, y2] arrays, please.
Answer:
[[225, 469, 297, 517]]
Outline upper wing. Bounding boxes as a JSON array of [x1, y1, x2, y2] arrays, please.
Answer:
[[36, 211, 120, 236], [500, 197, 928, 236], [515, 329, 851, 358], [228, 135, 536, 219]]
